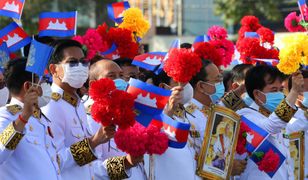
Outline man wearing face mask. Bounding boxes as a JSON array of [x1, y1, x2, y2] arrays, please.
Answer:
[[234, 65, 303, 180], [41, 39, 118, 180], [114, 58, 140, 82], [0, 71, 9, 107], [86, 58, 146, 180], [286, 70, 308, 179]]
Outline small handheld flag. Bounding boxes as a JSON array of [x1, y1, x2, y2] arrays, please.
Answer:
[[192, 35, 210, 50], [25, 38, 53, 76], [127, 78, 171, 126], [38, 11, 78, 37], [241, 116, 269, 153], [251, 140, 286, 178], [253, 58, 279, 66], [244, 32, 260, 38], [155, 39, 180, 75], [298, 0, 307, 18], [100, 43, 120, 60], [0, 42, 10, 71], [107, 1, 130, 24], [0, 22, 31, 52], [0, 0, 25, 19], [132, 52, 167, 71], [151, 113, 190, 148]]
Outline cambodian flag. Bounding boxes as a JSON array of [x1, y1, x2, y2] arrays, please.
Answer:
[[253, 58, 279, 66], [100, 43, 120, 60], [154, 39, 180, 75], [298, 0, 307, 18], [38, 11, 77, 37], [151, 113, 190, 148], [251, 140, 286, 178], [0, 0, 25, 19], [107, 1, 130, 24], [0, 42, 10, 71], [0, 22, 31, 52], [132, 52, 167, 71], [241, 116, 269, 153], [25, 38, 54, 76], [127, 78, 171, 126], [244, 32, 260, 38]]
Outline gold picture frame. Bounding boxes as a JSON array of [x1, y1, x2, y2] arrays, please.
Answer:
[[197, 105, 240, 180], [287, 131, 305, 180]]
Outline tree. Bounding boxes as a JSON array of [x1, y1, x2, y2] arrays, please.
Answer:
[[213, 0, 282, 27]]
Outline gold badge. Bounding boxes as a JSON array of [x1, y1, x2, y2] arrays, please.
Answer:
[[6, 105, 22, 115], [51, 93, 61, 101]]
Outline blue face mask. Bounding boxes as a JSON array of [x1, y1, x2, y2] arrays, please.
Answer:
[[205, 82, 225, 104], [260, 91, 285, 112], [113, 79, 128, 91], [243, 92, 254, 107], [302, 92, 308, 108]]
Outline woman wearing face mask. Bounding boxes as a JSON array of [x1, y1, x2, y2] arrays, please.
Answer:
[[235, 65, 303, 180]]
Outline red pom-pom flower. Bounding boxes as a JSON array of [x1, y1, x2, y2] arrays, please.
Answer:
[[146, 125, 169, 155], [236, 121, 251, 155], [284, 12, 306, 32], [164, 48, 202, 83], [193, 42, 223, 67], [207, 25, 228, 40], [209, 39, 234, 67], [257, 27, 274, 45], [257, 149, 280, 173]]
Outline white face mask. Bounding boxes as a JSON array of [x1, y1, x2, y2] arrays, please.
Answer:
[[0, 87, 9, 107], [62, 63, 89, 89], [181, 83, 194, 104], [38, 83, 52, 107]]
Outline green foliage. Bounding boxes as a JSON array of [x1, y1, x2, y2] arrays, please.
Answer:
[[213, 0, 282, 26]]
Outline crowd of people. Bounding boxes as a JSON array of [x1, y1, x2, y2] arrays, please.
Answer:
[[0, 2, 307, 180]]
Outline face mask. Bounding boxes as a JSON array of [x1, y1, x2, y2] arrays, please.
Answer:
[[62, 63, 89, 89], [243, 93, 254, 107], [302, 92, 308, 108], [114, 79, 128, 91], [0, 87, 9, 107], [204, 82, 225, 104], [181, 83, 194, 104], [38, 83, 52, 107], [259, 91, 284, 112]]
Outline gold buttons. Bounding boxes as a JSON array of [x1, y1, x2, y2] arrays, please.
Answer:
[[29, 125, 33, 132]]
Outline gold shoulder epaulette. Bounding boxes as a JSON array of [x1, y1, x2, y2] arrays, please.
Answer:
[[6, 105, 22, 116], [186, 103, 197, 115], [174, 106, 185, 118], [63, 92, 78, 107], [51, 92, 61, 101]]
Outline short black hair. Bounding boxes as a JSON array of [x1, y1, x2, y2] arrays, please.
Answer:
[[288, 69, 308, 91], [4, 58, 32, 95], [231, 64, 253, 83], [190, 59, 213, 88], [245, 65, 284, 100], [23, 36, 55, 57], [113, 58, 135, 67], [49, 39, 83, 67], [152, 71, 171, 87], [223, 70, 232, 92], [180, 43, 192, 49]]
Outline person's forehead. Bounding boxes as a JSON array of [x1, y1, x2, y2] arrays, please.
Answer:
[[206, 64, 220, 77], [62, 46, 84, 59], [122, 65, 139, 72], [99, 61, 122, 73]]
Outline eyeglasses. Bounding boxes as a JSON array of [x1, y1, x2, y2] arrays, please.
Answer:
[[65, 57, 89, 67]]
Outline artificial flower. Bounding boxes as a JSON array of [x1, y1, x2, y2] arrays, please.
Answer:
[[193, 42, 223, 67], [256, 149, 280, 173], [146, 125, 169, 155], [284, 12, 306, 32], [207, 25, 228, 40], [236, 121, 251, 155], [257, 27, 274, 44], [209, 39, 235, 67]]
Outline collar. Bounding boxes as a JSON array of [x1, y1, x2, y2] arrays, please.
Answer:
[[9, 97, 24, 108], [51, 83, 79, 107], [249, 102, 271, 117]]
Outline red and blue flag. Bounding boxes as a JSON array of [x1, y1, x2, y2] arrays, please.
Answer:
[[0, 42, 10, 71], [151, 113, 190, 148], [298, 0, 307, 18], [0, 22, 31, 52], [25, 38, 54, 76], [132, 52, 167, 71], [100, 43, 120, 60], [0, 0, 25, 19], [192, 35, 210, 50], [38, 11, 77, 37], [244, 32, 259, 38], [251, 140, 286, 178], [253, 58, 279, 66], [241, 116, 269, 153], [107, 1, 130, 24], [127, 78, 171, 126], [154, 39, 180, 75]]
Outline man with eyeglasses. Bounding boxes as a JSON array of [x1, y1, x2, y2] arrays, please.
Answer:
[[41, 39, 118, 180]]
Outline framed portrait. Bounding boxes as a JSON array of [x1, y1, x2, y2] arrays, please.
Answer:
[[287, 131, 305, 180], [197, 105, 240, 180]]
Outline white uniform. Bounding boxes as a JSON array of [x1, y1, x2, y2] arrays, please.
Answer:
[[42, 84, 97, 180], [144, 99, 207, 180], [85, 97, 147, 180], [0, 98, 61, 180], [286, 108, 308, 180], [236, 101, 296, 180]]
